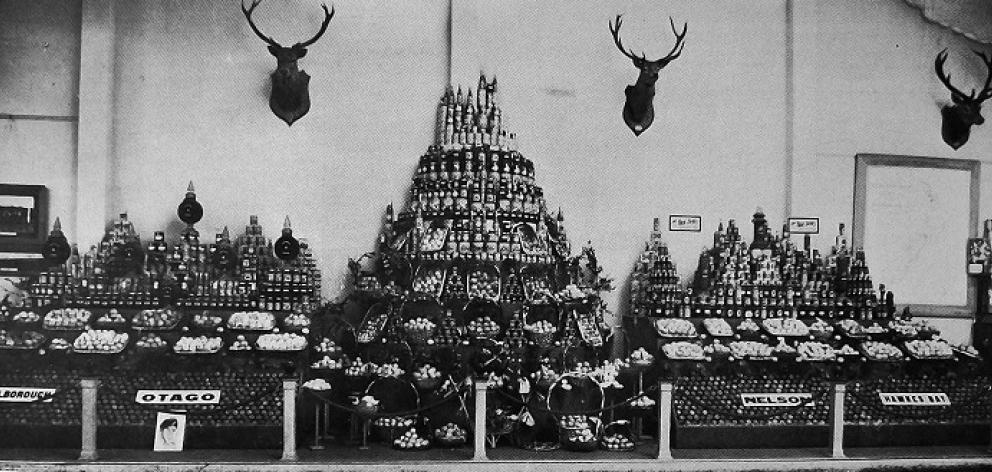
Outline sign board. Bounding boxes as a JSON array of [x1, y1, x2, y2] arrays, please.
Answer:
[[136, 390, 221, 405], [669, 215, 701, 232], [0, 387, 55, 403], [878, 392, 950, 406], [740, 393, 814, 407], [788, 218, 820, 234]]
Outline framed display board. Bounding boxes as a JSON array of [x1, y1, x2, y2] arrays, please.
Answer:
[[853, 154, 980, 318], [0, 184, 48, 252]]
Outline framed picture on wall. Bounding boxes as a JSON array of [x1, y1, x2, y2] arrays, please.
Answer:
[[0, 184, 48, 253]]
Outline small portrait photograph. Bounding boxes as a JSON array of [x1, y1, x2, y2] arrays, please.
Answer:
[[153, 413, 186, 452]]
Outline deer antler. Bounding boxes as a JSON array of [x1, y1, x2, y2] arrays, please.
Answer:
[[936, 48, 977, 101], [241, 0, 282, 48], [294, 4, 335, 49], [610, 14, 687, 69], [973, 49, 992, 102]]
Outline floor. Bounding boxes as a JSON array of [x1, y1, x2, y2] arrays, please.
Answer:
[[0, 444, 990, 472]]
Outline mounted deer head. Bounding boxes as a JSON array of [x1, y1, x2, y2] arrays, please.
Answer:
[[935, 49, 992, 149], [609, 15, 686, 136], [242, 0, 334, 126]]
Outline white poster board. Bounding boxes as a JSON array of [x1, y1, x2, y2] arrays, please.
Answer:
[[153, 412, 186, 452], [854, 154, 980, 315]]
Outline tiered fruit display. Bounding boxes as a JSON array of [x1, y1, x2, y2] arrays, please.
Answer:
[[403, 317, 436, 344], [466, 316, 500, 338], [229, 334, 252, 351]]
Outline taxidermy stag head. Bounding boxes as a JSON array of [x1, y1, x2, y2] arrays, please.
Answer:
[[609, 15, 686, 136], [934, 48, 992, 149], [242, 0, 334, 126]]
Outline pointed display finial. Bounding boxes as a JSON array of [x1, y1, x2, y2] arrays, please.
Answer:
[[53, 217, 62, 233], [283, 215, 292, 229]]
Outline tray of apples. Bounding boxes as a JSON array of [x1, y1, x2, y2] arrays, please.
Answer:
[[796, 341, 836, 362], [403, 317, 437, 345], [466, 316, 501, 338], [860, 340, 905, 362], [703, 318, 734, 337], [282, 311, 311, 331], [256, 332, 307, 351], [0, 329, 46, 350], [662, 341, 707, 361], [73, 329, 128, 354], [192, 312, 225, 330], [227, 311, 275, 331], [12, 310, 40, 325], [729, 341, 775, 361], [134, 333, 168, 351], [43, 308, 92, 330], [132, 308, 181, 331], [173, 335, 223, 354], [903, 339, 955, 360], [93, 309, 127, 329], [761, 318, 809, 337], [653, 318, 697, 338]]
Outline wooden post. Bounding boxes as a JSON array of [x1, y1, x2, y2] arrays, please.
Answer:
[[473, 381, 487, 461], [78, 379, 99, 461], [830, 383, 846, 459], [281, 380, 298, 461], [657, 382, 674, 461]]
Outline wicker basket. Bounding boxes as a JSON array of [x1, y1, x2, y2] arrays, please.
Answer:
[[527, 329, 557, 348], [404, 325, 435, 345]]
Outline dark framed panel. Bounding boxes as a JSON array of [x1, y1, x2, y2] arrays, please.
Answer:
[[853, 154, 980, 318], [0, 184, 49, 253]]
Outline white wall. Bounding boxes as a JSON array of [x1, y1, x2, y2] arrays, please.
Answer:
[[2, 0, 989, 342], [0, 0, 80, 238]]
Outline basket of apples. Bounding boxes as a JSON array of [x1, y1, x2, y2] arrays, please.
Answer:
[[403, 317, 437, 345], [526, 320, 557, 348], [412, 364, 442, 391], [600, 420, 635, 452]]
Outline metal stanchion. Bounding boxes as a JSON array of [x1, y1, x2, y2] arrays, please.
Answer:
[[473, 381, 488, 461], [310, 402, 325, 450], [657, 382, 673, 461], [78, 379, 99, 461], [281, 380, 299, 461], [830, 383, 846, 459]]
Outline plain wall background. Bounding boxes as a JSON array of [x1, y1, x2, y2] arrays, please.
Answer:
[[2, 0, 990, 343]]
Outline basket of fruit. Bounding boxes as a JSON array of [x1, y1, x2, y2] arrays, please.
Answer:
[[903, 339, 955, 360], [403, 317, 437, 345], [807, 318, 834, 339], [412, 364, 443, 391], [228, 334, 253, 352], [433, 422, 467, 447], [628, 394, 656, 412], [525, 320, 557, 348], [464, 263, 501, 301], [11, 310, 40, 326], [373, 416, 416, 441], [761, 318, 810, 337], [465, 316, 501, 339], [860, 340, 905, 362], [411, 263, 447, 299], [626, 347, 656, 370], [282, 311, 311, 331], [600, 420, 635, 452], [653, 318, 697, 338], [558, 416, 601, 452], [702, 318, 734, 338], [356, 303, 391, 344], [353, 395, 380, 417], [256, 332, 307, 351], [173, 335, 222, 354]]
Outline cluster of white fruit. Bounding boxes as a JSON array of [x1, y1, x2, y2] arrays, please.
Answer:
[[227, 311, 275, 331], [394, 428, 429, 449], [174, 336, 222, 353], [257, 333, 307, 351], [73, 329, 128, 352]]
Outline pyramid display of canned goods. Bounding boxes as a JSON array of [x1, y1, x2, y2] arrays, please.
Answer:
[[350, 75, 610, 311]]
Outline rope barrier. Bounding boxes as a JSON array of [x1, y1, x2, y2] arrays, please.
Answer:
[[304, 382, 470, 418], [492, 384, 659, 416], [845, 384, 991, 421]]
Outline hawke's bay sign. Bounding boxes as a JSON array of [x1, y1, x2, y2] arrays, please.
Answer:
[[879, 392, 950, 406], [740, 393, 814, 407], [135, 390, 221, 405]]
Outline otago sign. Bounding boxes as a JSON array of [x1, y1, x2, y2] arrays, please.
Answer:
[[135, 390, 221, 405]]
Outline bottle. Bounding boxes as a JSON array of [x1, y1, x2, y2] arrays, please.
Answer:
[[835, 223, 848, 254]]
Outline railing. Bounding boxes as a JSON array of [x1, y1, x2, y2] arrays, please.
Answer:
[[69, 378, 984, 462]]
